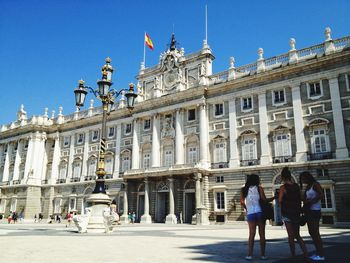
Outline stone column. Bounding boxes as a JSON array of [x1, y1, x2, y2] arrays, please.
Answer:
[[291, 84, 308, 162], [13, 140, 23, 182], [166, 178, 177, 224], [120, 182, 129, 224], [113, 123, 122, 178], [67, 134, 75, 180], [131, 119, 140, 170], [23, 135, 34, 183], [329, 77, 349, 158], [141, 178, 152, 224], [151, 114, 161, 168], [202, 175, 210, 209], [2, 144, 10, 183], [258, 93, 271, 164], [195, 173, 202, 209], [199, 104, 210, 168], [175, 109, 185, 165], [50, 134, 61, 184], [81, 131, 90, 181], [228, 99, 240, 167]]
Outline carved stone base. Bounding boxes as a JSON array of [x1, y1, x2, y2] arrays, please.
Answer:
[[85, 193, 112, 233], [165, 214, 177, 224], [120, 214, 129, 224], [196, 207, 210, 225], [140, 214, 152, 224]]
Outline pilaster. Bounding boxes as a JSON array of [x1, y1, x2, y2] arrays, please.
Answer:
[[2, 144, 11, 182], [291, 84, 308, 162], [113, 123, 122, 178], [67, 134, 75, 180], [81, 131, 89, 181], [199, 104, 210, 168], [131, 119, 140, 170], [228, 99, 240, 167], [329, 77, 349, 158], [50, 134, 61, 184], [13, 140, 23, 181], [258, 93, 271, 164], [151, 114, 161, 168], [175, 109, 185, 165]]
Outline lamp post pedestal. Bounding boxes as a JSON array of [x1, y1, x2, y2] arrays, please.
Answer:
[[86, 193, 112, 233]]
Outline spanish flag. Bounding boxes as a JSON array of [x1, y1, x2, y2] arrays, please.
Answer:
[[145, 33, 154, 50]]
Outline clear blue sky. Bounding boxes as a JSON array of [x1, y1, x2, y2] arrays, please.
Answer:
[[0, 0, 349, 125]]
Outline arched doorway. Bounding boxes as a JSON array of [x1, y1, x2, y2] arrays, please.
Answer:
[[155, 181, 169, 223], [137, 183, 145, 223], [183, 180, 195, 224]]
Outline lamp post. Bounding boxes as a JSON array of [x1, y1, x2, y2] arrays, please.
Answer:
[[73, 57, 137, 233]]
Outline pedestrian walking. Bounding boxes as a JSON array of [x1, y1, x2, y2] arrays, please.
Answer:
[[128, 212, 131, 224], [12, 211, 18, 224], [300, 171, 325, 261], [132, 212, 136, 224], [278, 167, 308, 260], [240, 174, 272, 261], [66, 212, 73, 227], [34, 214, 37, 223], [19, 211, 24, 223]]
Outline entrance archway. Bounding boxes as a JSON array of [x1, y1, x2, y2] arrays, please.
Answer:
[[183, 180, 195, 224], [155, 181, 169, 223]]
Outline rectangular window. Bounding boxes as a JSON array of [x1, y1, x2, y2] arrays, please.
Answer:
[[59, 165, 67, 179], [214, 142, 227, 163], [63, 137, 70, 147], [92, 130, 99, 141], [242, 97, 252, 111], [313, 129, 328, 153], [122, 156, 130, 172], [309, 82, 322, 98], [77, 133, 84, 144], [73, 162, 81, 178], [125, 123, 132, 135], [143, 153, 151, 169], [346, 74, 350, 91], [321, 188, 333, 209], [216, 176, 224, 183], [164, 150, 173, 167], [214, 103, 224, 117], [144, 119, 151, 130], [108, 127, 115, 138], [105, 158, 113, 174], [88, 160, 96, 176], [188, 109, 196, 121], [274, 90, 285, 104], [317, 169, 329, 177], [274, 134, 291, 157], [242, 138, 256, 160], [188, 147, 197, 164], [216, 192, 225, 210]]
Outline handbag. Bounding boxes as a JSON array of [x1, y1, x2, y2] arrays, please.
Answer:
[[299, 214, 307, 226], [258, 187, 274, 220]]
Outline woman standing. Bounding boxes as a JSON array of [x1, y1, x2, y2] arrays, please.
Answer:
[[300, 171, 325, 261], [240, 174, 272, 261], [278, 167, 308, 259]]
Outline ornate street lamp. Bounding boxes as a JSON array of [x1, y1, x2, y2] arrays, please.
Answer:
[[73, 58, 137, 233]]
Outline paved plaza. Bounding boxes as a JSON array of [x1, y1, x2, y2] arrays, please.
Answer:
[[0, 221, 349, 263]]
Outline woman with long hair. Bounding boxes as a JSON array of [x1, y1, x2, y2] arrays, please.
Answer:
[[240, 174, 272, 261], [278, 167, 308, 260], [300, 171, 325, 261]]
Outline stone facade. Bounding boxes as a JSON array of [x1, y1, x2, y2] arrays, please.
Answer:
[[1, 28, 350, 226]]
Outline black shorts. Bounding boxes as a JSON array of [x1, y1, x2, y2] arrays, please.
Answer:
[[306, 210, 321, 222]]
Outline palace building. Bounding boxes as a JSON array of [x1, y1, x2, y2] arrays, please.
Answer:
[[0, 28, 350, 226]]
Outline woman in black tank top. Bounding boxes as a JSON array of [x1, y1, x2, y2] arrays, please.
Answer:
[[278, 167, 308, 259]]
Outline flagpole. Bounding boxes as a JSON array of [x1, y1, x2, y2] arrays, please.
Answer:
[[143, 32, 146, 67]]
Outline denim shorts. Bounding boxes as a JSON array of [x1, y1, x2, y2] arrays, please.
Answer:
[[247, 212, 263, 222]]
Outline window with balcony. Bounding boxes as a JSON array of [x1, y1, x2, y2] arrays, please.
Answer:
[[273, 133, 291, 162], [188, 147, 198, 164], [312, 128, 329, 154], [122, 155, 130, 172], [105, 157, 113, 175], [214, 103, 224, 117], [143, 153, 151, 169], [242, 137, 257, 161], [214, 141, 227, 163], [241, 97, 253, 112], [164, 149, 173, 167], [88, 158, 97, 177], [73, 161, 81, 179], [188, 108, 196, 121]]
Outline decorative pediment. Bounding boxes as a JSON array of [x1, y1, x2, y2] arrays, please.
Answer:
[[307, 118, 329, 127], [239, 129, 258, 136]]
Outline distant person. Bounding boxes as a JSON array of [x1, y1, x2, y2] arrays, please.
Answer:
[[12, 211, 18, 224], [279, 167, 308, 260], [19, 211, 24, 223], [300, 171, 325, 261], [38, 213, 43, 222], [56, 214, 61, 223], [66, 212, 73, 227], [240, 174, 272, 261], [34, 214, 37, 223], [128, 212, 131, 224], [7, 212, 12, 224], [132, 212, 136, 224]]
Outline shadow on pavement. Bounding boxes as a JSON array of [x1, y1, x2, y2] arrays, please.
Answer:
[[182, 231, 350, 262]]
